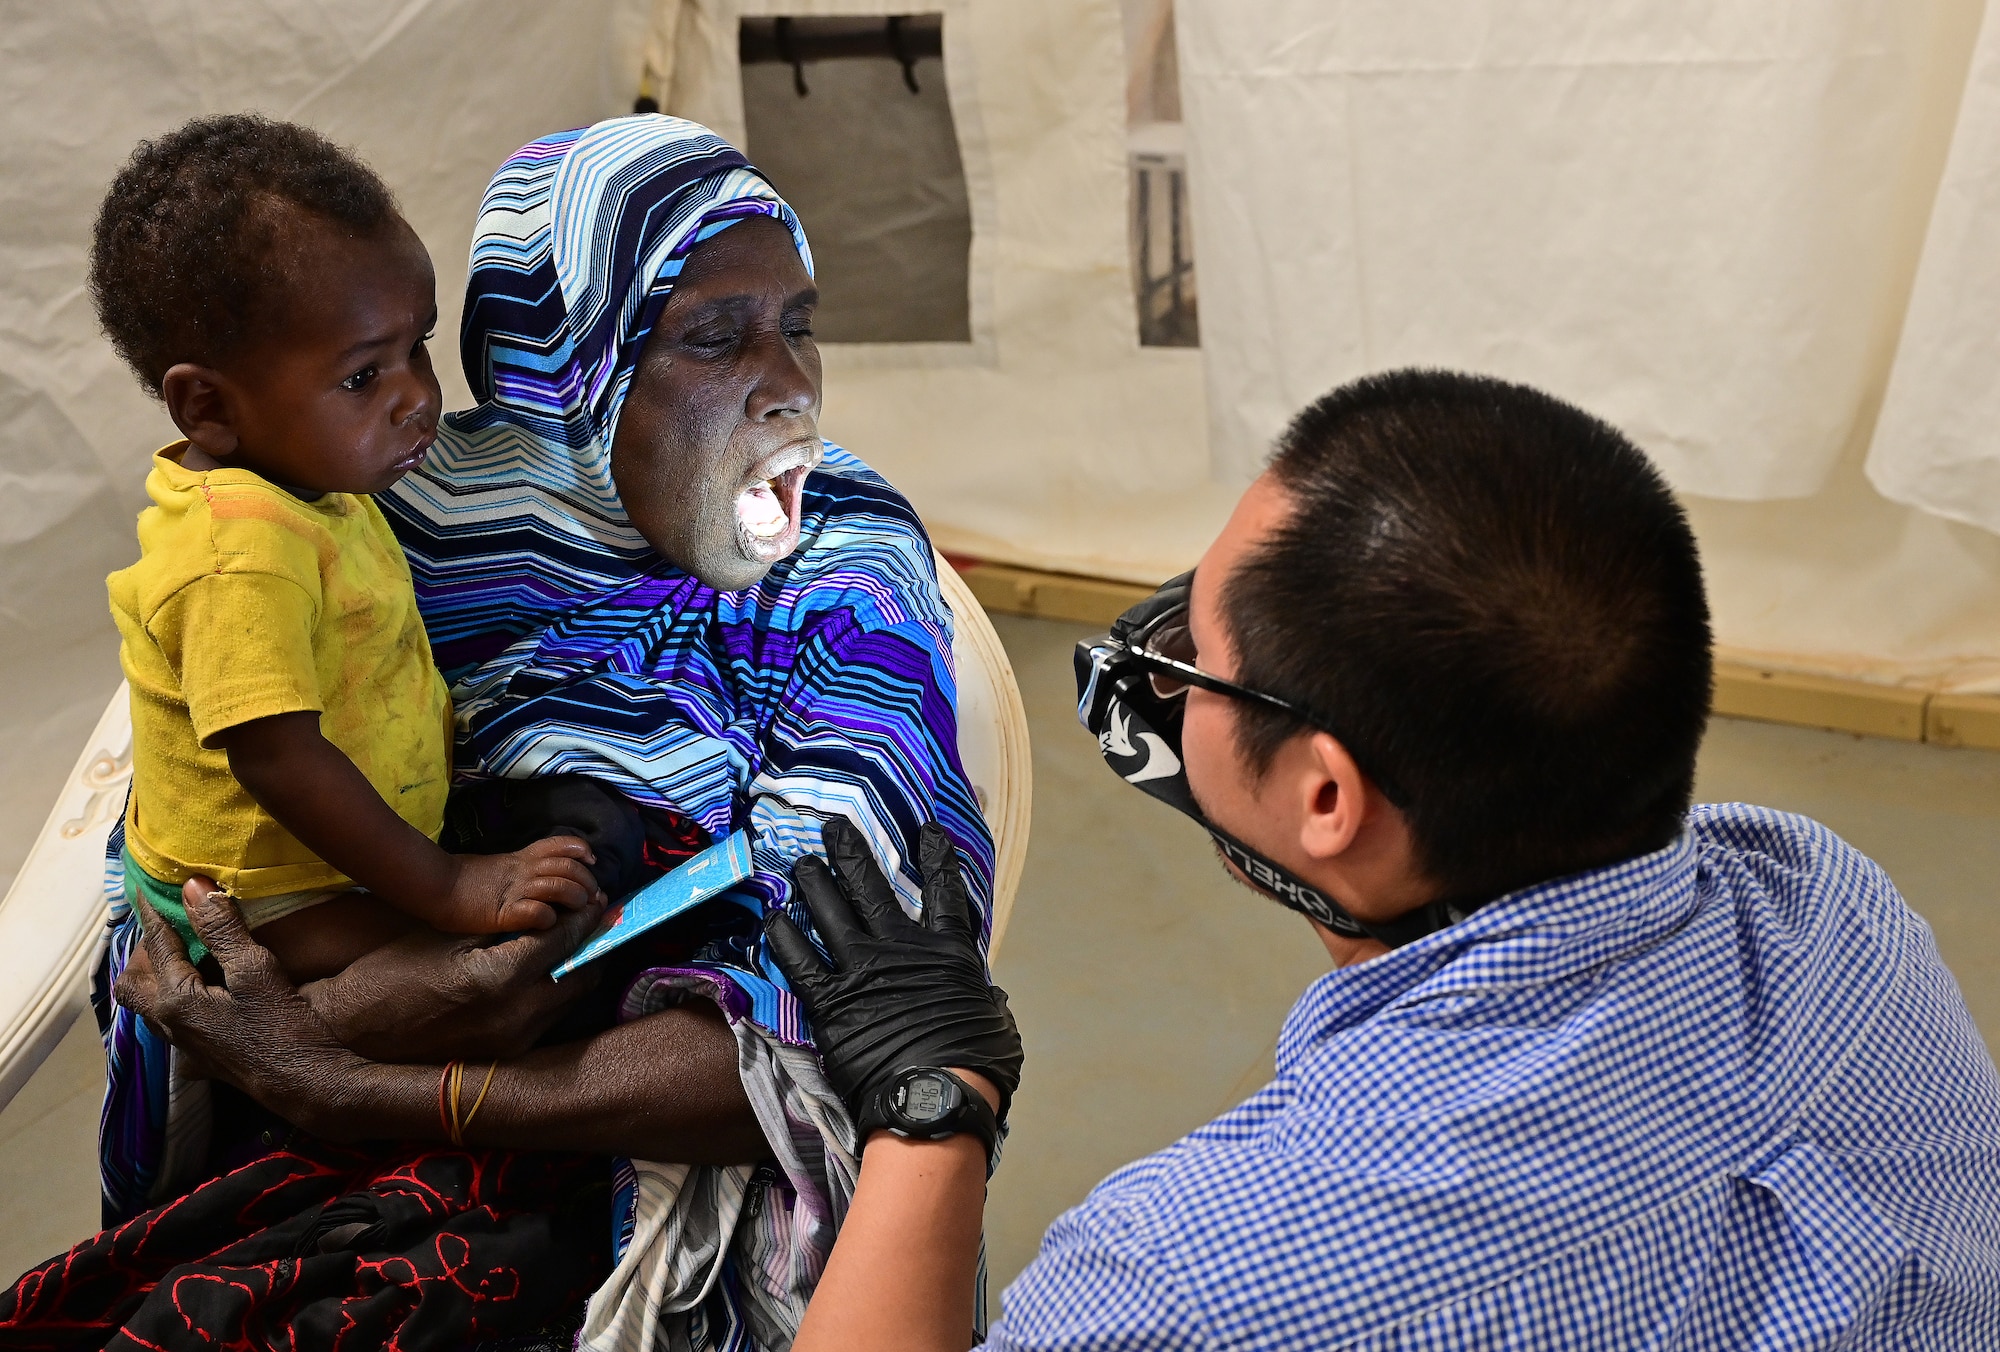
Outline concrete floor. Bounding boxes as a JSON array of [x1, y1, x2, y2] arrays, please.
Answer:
[[4, 612, 1999, 1306]]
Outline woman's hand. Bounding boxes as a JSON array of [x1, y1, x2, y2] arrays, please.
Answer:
[[298, 884, 607, 1063], [114, 885, 364, 1132], [117, 879, 765, 1157], [118, 877, 605, 1067]]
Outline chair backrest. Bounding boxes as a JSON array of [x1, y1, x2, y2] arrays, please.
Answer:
[[935, 553, 1033, 960], [0, 689, 129, 1113]]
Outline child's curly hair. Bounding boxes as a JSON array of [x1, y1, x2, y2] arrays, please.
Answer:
[[89, 114, 398, 394]]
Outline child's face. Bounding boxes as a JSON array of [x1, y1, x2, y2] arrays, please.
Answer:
[[168, 214, 443, 496]]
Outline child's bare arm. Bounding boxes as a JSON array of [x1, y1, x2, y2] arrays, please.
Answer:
[[216, 711, 605, 933]]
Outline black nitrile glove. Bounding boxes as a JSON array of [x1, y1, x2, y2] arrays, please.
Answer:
[[766, 817, 1024, 1124]]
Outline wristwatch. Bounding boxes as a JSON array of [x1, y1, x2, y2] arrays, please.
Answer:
[[857, 1067, 1000, 1168]]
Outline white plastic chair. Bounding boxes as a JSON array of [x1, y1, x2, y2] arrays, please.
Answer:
[[0, 691, 129, 1114], [0, 556, 1031, 1113], [935, 552, 1034, 957]]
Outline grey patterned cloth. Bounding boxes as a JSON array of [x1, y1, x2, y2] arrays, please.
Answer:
[[581, 971, 859, 1352]]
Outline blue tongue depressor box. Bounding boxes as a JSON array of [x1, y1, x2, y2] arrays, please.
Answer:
[[552, 828, 755, 980]]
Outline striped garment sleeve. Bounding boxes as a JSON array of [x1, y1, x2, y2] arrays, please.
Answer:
[[744, 598, 998, 951]]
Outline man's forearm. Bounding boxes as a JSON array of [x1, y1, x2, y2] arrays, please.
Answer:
[[793, 1132, 990, 1352], [762, 819, 1017, 1352], [300, 1005, 768, 1164]]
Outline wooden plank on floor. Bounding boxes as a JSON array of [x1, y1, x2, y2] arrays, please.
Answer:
[[1926, 692, 2000, 751], [1712, 663, 1929, 742], [958, 563, 1037, 616], [958, 563, 1152, 628]]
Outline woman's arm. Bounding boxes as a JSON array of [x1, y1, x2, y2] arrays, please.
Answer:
[[117, 880, 771, 1164], [303, 1005, 766, 1162]]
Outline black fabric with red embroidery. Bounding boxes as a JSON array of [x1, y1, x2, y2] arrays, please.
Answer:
[[440, 773, 713, 900], [0, 1137, 610, 1351]]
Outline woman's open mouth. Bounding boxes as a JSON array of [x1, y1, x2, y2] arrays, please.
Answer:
[[734, 442, 820, 565]]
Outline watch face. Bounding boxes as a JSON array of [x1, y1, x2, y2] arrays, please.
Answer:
[[894, 1072, 955, 1125]]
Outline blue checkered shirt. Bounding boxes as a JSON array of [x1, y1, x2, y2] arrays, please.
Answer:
[[988, 804, 2000, 1349]]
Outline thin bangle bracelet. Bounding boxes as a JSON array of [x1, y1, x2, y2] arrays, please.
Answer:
[[438, 1061, 460, 1144], [452, 1060, 474, 1147], [461, 1063, 499, 1139]]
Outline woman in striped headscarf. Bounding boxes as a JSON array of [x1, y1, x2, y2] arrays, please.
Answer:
[[20, 115, 996, 1352], [387, 113, 995, 1042], [379, 110, 1000, 1346]]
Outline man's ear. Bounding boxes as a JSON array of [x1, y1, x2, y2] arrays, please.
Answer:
[[159, 363, 242, 460], [1296, 730, 1371, 863]]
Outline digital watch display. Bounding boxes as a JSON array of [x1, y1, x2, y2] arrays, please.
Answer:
[[898, 1074, 949, 1122], [859, 1067, 1001, 1170]]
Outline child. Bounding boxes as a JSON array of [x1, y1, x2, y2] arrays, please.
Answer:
[[94, 114, 603, 981]]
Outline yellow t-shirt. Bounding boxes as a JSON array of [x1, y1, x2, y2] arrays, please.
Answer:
[[107, 445, 452, 898]]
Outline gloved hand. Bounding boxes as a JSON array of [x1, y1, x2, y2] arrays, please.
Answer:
[[766, 817, 1024, 1123]]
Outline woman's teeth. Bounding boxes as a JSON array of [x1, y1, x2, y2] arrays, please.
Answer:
[[737, 478, 788, 538]]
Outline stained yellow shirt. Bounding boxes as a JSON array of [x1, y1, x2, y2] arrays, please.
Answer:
[[107, 445, 452, 898]]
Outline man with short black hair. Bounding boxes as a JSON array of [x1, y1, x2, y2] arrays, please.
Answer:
[[1227, 371, 1713, 903], [774, 369, 2000, 1351]]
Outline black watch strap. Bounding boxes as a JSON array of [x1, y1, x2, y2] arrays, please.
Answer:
[[857, 1068, 1001, 1170]]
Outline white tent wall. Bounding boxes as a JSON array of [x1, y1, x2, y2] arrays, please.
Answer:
[[1871, 0, 2000, 541], [678, 0, 2000, 691], [0, 0, 655, 893], [1176, 0, 2000, 691], [666, 0, 1224, 590]]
